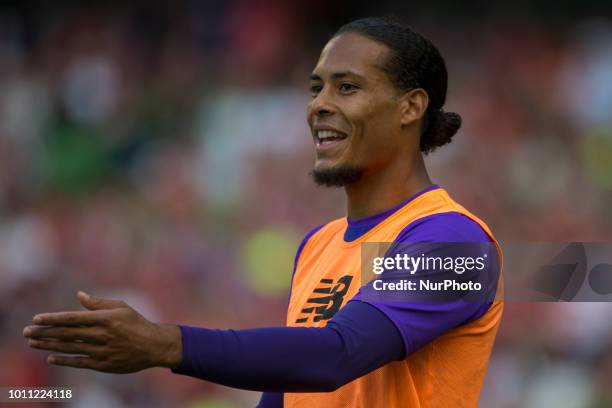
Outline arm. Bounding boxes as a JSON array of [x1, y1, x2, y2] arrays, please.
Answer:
[[23, 214, 498, 393], [171, 300, 404, 392], [23, 293, 404, 392]]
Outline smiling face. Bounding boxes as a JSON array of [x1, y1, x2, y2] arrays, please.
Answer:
[[307, 32, 410, 186]]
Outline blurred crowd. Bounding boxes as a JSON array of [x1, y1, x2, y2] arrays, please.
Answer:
[[0, 1, 611, 407]]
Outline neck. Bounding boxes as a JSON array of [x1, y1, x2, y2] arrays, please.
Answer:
[[344, 154, 432, 219]]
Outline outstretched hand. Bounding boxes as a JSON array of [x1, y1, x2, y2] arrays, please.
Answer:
[[23, 291, 182, 373]]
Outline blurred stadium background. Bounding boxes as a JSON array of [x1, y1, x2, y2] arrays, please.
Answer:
[[1, 1, 612, 407]]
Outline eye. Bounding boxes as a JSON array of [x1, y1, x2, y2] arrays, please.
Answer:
[[339, 83, 358, 94], [310, 84, 323, 97]]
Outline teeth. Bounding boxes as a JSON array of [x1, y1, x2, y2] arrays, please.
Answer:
[[317, 130, 343, 140]]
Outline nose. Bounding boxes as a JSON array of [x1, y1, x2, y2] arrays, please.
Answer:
[[308, 88, 336, 118]]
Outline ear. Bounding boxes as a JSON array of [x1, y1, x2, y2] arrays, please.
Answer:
[[398, 88, 429, 127]]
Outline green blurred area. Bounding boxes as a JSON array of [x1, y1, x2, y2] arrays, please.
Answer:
[[242, 227, 300, 296]]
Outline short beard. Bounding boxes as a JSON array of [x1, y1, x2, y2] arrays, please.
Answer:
[[311, 165, 365, 187]]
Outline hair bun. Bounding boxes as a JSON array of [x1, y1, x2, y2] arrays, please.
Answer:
[[420, 109, 462, 154]]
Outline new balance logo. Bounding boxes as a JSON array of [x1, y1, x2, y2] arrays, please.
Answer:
[[296, 275, 354, 324]]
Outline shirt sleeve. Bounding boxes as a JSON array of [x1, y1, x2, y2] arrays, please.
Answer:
[[171, 300, 404, 393], [351, 212, 500, 356], [257, 392, 283, 408]]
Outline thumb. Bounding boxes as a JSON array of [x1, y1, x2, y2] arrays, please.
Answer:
[[78, 291, 128, 311]]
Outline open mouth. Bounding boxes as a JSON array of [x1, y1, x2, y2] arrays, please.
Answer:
[[315, 130, 348, 148]]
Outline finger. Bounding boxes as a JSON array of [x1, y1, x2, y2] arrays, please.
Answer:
[[23, 325, 107, 344], [78, 291, 128, 311], [33, 310, 108, 326], [28, 339, 102, 357], [47, 354, 106, 371]]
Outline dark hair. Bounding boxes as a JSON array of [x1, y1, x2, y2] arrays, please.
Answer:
[[335, 17, 462, 154]]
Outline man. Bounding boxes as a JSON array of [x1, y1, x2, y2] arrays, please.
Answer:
[[23, 17, 502, 407]]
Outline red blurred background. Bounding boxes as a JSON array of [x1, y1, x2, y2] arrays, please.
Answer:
[[1, 1, 612, 407]]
